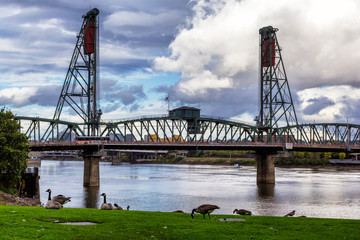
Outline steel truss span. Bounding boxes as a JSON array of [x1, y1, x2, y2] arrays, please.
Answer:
[[276, 123, 360, 146], [15, 116, 256, 143], [14, 116, 360, 147]]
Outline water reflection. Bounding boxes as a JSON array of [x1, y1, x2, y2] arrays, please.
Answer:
[[83, 187, 99, 209], [257, 183, 274, 198], [39, 161, 360, 219]]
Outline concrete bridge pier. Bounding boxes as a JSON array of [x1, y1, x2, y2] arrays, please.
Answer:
[[255, 150, 278, 184], [83, 151, 101, 187]]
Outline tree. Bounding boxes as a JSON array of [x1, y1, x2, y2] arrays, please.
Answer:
[[323, 152, 332, 159], [0, 108, 30, 188], [339, 152, 346, 159]]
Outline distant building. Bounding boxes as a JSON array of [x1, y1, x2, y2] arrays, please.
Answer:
[[52, 130, 76, 141], [109, 133, 124, 141], [108, 133, 133, 141]]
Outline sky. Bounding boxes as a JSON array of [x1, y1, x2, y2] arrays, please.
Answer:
[[1, 0, 360, 125]]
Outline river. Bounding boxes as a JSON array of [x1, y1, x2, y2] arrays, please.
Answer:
[[39, 160, 360, 219]]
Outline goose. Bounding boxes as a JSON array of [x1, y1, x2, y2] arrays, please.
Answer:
[[100, 193, 113, 210], [112, 204, 130, 210], [113, 203, 123, 210], [191, 204, 220, 219], [45, 189, 71, 206], [173, 210, 184, 213], [284, 210, 295, 217], [45, 189, 62, 209], [53, 195, 71, 205], [233, 209, 252, 215]]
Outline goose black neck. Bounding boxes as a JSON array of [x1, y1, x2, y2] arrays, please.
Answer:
[[103, 195, 107, 203], [191, 209, 196, 218], [48, 191, 51, 200]]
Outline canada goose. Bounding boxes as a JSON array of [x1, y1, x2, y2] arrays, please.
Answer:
[[45, 189, 62, 209], [100, 193, 113, 210], [284, 210, 295, 217], [233, 209, 252, 215], [53, 194, 71, 205], [173, 210, 184, 213], [127, 205, 130, 210], [191, 204, 220, 219], [45, 189, 71, 206], [113, 203, 123, 210]]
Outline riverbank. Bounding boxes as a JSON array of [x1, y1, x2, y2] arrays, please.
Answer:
[[150, 156, 360, 170], [177, 157, 255, 166], [0, 205, 358, 239], [0, 191, 41, 206]]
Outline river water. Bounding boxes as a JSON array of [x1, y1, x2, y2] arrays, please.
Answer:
[[39, 160, 360, 219]]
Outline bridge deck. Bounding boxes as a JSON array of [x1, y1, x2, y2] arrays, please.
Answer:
[[29, 141, 359, 153]]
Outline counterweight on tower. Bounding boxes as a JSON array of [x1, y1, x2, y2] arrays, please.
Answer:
[[53, 8, 102, 136]]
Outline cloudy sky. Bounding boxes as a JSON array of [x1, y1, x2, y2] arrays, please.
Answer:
[[1, 0, 360, 125]]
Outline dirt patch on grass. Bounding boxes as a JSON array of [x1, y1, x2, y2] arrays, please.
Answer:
[[0, 191, 41, 206]]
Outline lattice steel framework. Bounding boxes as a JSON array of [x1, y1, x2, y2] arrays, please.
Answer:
[[15, 116, 84, 142], [53, 8, 101, 136], [15, 116, 257, 143], [100, 116, 257, 143], [257, 26, 298, 132], [14, 115, 360, 148], [276, 123, 360, 146]]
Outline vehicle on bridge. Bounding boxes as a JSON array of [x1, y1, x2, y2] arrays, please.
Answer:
[[76, 136, 110, 144]]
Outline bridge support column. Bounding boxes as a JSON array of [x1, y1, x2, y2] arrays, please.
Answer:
[[255, 151, 277, 184], [83, 152, 101, 187]]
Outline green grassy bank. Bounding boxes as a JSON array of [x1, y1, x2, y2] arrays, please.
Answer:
[[0, 206, 359, 239]]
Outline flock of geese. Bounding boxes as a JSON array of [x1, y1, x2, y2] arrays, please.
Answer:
[[190, 205, 298, 219], [100, 193, 130, 211], [44, 190, 129, 211], [45, 190, 298, 218]]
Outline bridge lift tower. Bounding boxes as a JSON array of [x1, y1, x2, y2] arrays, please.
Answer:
[[53, 8, 102, 136], [256, 26, 298, 141], [255, 26, 298, 184]]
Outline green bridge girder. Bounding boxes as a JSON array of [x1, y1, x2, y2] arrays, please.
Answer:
[[14, 115, 360, 147], [15, 116, 84, 142], [276, 123, 360, 146]]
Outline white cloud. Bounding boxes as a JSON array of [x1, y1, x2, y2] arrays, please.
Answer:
[[297, 85, 360, 123], [177, 70, 232, 94], [100, 42, 150, 62], [154, 0, 360, 97], [20, 18, 76, 36], [0, 87, 37, 106], [0, 72, 63, 88], [102, 101, 168, 121]]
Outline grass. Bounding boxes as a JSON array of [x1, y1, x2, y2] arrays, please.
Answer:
[[0, 206, 359, 239]]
